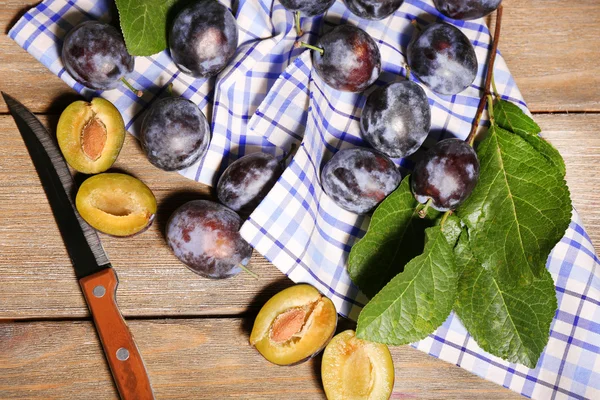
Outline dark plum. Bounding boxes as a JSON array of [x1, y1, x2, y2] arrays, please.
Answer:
[[280, 0, 336, 35], [140, 97, 210, 171], [62, 21, 135, 91], [344, 0, 404, 20], [407, 22, 477, 95], [434, 0, 502, 20], [217, 153, 283, 213], [321, 148, 401, 214], [302, 25, 381, 93], [169, 0, 238, 79], [166, 200, 253, 279], [361, 81, 431, 158], [411, 138, 479, 211]]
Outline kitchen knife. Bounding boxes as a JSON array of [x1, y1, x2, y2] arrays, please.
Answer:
[[2, 92, 155, 400]]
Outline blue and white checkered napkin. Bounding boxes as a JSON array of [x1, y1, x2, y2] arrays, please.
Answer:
[[10, 0, 600, 399]]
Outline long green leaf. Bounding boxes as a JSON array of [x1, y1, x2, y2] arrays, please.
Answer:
[[494, 100, 541, 136]]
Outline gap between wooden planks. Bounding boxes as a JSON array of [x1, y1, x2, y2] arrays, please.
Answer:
[[0, 0, 599, 114], [0, 114, 598, 319], [0, 318, 523, 400]]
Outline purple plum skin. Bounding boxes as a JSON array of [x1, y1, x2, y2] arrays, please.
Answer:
[[169, 0, 238, 79], [217, 153, 283, 213], [344, 0, 404, 21], [166, 200, 253, 279], [140, 97, 210, 171], [434, 0, 502, 20], [361, 80, 431, 158], [407, 22, 477, 95], [312, 25, 382, 93], [411, 138, 480, 211], [280, 0, 336, 16], [321, 148, 401, 214], [62, 21, 134, 90]]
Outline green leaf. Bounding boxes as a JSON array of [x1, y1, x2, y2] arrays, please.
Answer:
[[348, 176, 439, 298], [438, 214, 462, 247], [457, 125, 571, 287], [454, 233, 557, 368], [494, 100, 541, 136], [513, 131, 566, 177], [115, 0, 178, 56], [356, 226, 458, 345]]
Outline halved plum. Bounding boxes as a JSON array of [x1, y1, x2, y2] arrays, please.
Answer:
[[57, 98, 125, 174], [76, 173, 157, 237], [250, 284, 337, 366], [322, 330, 395, 400]]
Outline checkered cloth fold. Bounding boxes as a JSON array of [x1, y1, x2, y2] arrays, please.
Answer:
[[9, 0, 600, 398]]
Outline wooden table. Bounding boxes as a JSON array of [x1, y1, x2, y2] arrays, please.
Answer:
[[1, 1, 599, 398]]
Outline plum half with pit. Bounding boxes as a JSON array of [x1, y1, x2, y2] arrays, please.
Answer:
[[434, 0, 502, 20], [62, 21, 137, 93], [76, 173, 157, 237], [57, 97, 125, 174], [166, 200, 253, 279], [217, 153, 283, 213], [301, 25, 381, 93], [361, 80, 431, 158], [250, 284, 337, 366], [344, 0, 404, 21], [411, 138, 480, 211], [169, 0, 238, 78], [280, 0, 336, 35], [321, 147, 401, 214], [322, 330, 395, 400], [140, 97, 210, 171], [407, 22, 477, 95]]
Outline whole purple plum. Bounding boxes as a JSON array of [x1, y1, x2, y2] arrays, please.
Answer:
[[166, 200, 253, 279], [62, 21, 134, 90], [280, 0, 336, 16], [169, 0, 238, 78], [321, 147, 401, 214], [361, 80, 431, 158], [407, 22, 477, 95], [217, 153, 283, 213], [140, 97, 210, 171], [411, 138, 479, 211], [344, 0, 404, 20], [311, 25, 381, 93], [434, 0, 502, 20]]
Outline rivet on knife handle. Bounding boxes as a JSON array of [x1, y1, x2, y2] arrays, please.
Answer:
[[80, 268, 155, 400]]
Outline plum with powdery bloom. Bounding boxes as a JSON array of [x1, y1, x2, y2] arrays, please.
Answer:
[[344, 0, 404, 21], [411, 138, 480, 211], [311, 25, 381, 93], [434, 0, 502, 20], [407, 22, 477, 95], [62, 21, 134, 90], [280, 0, 336, 16], [140, 97, 210, 171], [321, 148, 401, 214], [166, 200, 253, 279], [169, 0, 238, 78], [361, 80, 431, 158]]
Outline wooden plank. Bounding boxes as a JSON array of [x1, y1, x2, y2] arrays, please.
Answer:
[[0, 319, 523, 399], [1, 114, 599, 319], [1, 0, 599, 113]]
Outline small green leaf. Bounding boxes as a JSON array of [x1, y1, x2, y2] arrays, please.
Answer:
[[115, 0, 178, 56], [454, 234, 557, 368], [356, 226, 457, 345], [457, 125, 571, 287], [494, 100, 541, 136], [513, 131, 566, 177], [348, 176, 439, 298]]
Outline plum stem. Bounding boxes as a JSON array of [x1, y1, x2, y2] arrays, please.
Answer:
[[491, 72, 499, 99], [295, 11, 303, 36], [418, 198, 432, 218], [238, 263, 259, 280], [404, 63, 412, 81], [167, 82, 174, 97], [120, 77, 143, 97], [296, 41, 324, 56], [465, 5, 503, 146], [410, 19, 422, 33], [440, 210, 453, 231], [487, 94, 495, 125]]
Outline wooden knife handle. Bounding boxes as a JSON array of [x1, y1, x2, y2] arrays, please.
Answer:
[[80, 268, 155, 400]]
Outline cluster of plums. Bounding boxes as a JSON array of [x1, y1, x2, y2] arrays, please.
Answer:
[[58, 0, 500, 281]]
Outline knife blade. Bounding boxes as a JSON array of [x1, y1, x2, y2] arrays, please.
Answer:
[[3, 92, 155, 400]]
